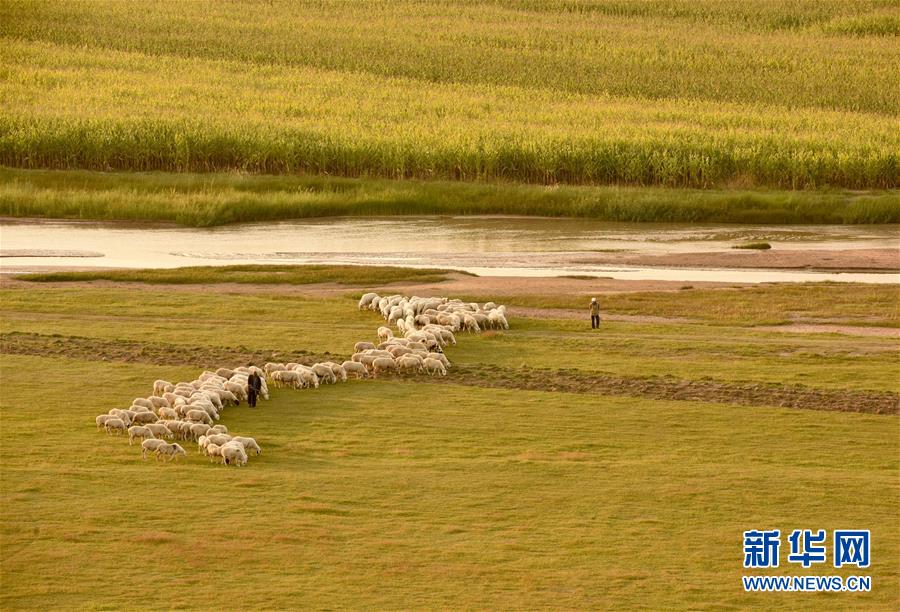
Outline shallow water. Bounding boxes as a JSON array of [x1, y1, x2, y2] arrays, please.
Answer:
[[1, 217, 898, 284]]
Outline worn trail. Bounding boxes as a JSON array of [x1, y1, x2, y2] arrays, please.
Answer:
[[4, 332, 896, 415]]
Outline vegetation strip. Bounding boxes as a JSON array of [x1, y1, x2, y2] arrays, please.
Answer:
[[2, 168, 898, 226], [5, 332, 896, 415]]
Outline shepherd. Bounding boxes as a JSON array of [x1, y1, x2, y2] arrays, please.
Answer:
[[590, 297, 601, 329], [247, 367, 262, 408]]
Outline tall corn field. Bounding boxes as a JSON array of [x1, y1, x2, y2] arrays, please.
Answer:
[[0, 0, 897, 189]]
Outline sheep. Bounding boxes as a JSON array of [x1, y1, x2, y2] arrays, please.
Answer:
[[296, 367, 319, 389], [341, 361, 368, 379], [131, 411, 159, 425], [372, 357, 397, 377], [204, 443, 223, 463], [155, 442, 187, 462], [129, 405, 151, 413], [164, 420, 186, 439], [127, 425, 156, 445], [141, 438, 168, 460], [264, 362, 287, 376], [208, 424, 228, 435], [377, 326, 394, 342], [219, 389, 239, 406], [145, 396, 169, 410], [423, 357, 447, 376], [221, 443, 248, 467], [325, 362, 347, 382], [105, 418, 127, 435], [224, 381, 246, 401], [189, 423, 212, 440], [186, 409, 212, 425], [273, 369, 300, 389], [230, 436, 261, 455], [354, 341, 376, 352], [95, 414, 112, 429], [145, 423, 173, 439], [427, 352, 451, 369], [107, 409, 132, 427], [203, 433, 232, 448], [158, 406, 178, 421], [358, 292, 379, 310], [397, 355, 423, 374], [153, 383, 170, 398], [311, 363, 337, 384], [215, 368, 235, 379], [131, 397, 154, 410]]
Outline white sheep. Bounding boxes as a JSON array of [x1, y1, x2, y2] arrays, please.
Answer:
[[127, 425, 156, 445], [208, 424, 228, 435], [186, 409, 212, 425], [221, 443, 248, 467], [155, 442, 187, 462], [371, 357, 397, 377], [341, 361, 368, 379], [354, 341, 376, 352], [141, 438, 168, 459], [189, 423, 212, 440], [377, 326, 394, 342], [423, 358, 447, 376], [145, 423, 173, 439], [95, 414, 112, 430], [158, 406, 178, 420], [105, 418, 126, 435], [230, 436, 261, 455], [131, 411, 159, 425]]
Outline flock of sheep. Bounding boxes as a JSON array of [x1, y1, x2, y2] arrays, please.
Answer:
[[94, 293, 507, 466], [95, 366, 264, 466]]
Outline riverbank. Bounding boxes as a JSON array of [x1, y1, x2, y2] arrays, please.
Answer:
[[2, 168, 898, 227]]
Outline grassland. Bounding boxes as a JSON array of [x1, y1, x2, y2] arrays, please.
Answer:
[[1, 277, 898, 608], [1, 0, 898, 192], [3, 168, 898, 226]]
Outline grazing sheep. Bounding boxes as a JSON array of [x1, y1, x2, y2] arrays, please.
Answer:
[[325, 362, 347, 382], [224, 381, 246, 401], [204, 433, 232, 448], [204, 443, 224, 463], [221, 443, 248, 467], [145, 423, 173, 439], [215, 368, 235, 379], [377, 326, 394, 342], [372, 357, 397, 377], [311, 363, 337, 384], [208, 424, 228, 435], [147, 396, 169, 409], [358, 292, 379, 310], [230, 436, 261, 455], [341, 361, 368, 379], [105, 418, 127, 435], [129, 405, 151, 413], [354, 341, 376, 352], [95, 414, 112, 429], [107, 410, 132, 427], [186, 409, 212, 425], [158, 406, 178, 420], [127, 425, 156, 445], [189, 423, 212, 440], [132, 398, 154, 410], [131, 411, 159, 425], [397, 355, 423, 374], [273, 369, 300, 389], [155, 442, 187, 462], [141, 438, 168, 460], [296, 368, 319, 389], [423, 357, 447, 376], [427, 352, 451, 369]]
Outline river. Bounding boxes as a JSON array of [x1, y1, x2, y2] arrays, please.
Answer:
[[1, 217, 898, 284]]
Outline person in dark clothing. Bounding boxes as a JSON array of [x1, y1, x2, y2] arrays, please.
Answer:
[[590, 297, 601, 329], [247, 369, 262, 408]]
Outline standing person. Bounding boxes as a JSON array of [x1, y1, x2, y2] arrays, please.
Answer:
[[247, 368, 262, 408], [589, 297, 601, 329]]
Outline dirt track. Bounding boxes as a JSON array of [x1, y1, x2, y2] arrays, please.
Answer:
[[4, 332, 896, 415]]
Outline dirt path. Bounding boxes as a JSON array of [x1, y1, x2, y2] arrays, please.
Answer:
[[570, 248, 900, 272], [0, 273, 732, 297], [4, 332, 896, 415]]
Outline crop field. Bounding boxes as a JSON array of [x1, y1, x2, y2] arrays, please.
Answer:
[[1, 0, 898, 191], [1, 271, 898, 608]]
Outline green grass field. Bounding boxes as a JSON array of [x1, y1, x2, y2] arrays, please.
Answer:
[[1, 276, 898, 608], [2, 0, 898, 192], [2, 168, 897, 226]]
